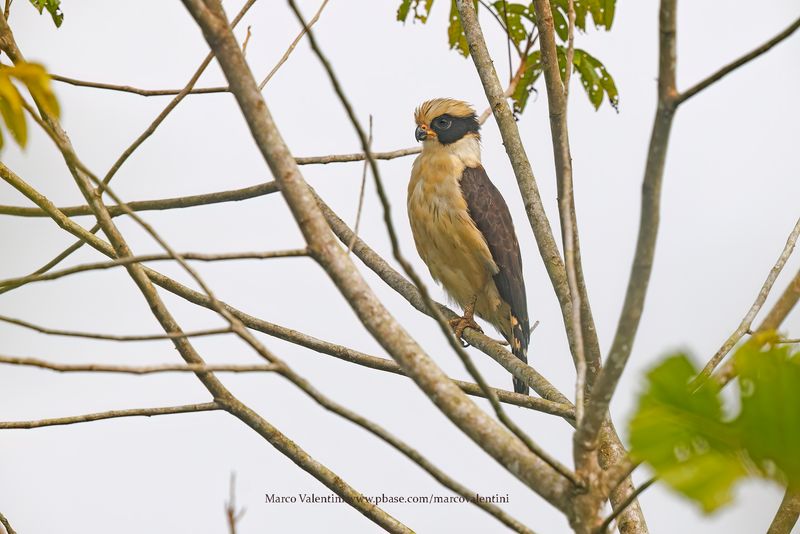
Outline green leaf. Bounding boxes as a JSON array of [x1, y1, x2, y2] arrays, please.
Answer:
[[571, 48, 618, 111], [629, 354, 747, 512], [448, 0, 470, 57], [492, 2, 529, 45], [396, 0, 434, 23], [397, 0, 412, 21], [735, 340, 800, 488], [0, 73, 27, 147], [511, 50, 542, 113], [602, 0, 615, 29], [550, 4, 569, 41], [28, 0, 63, 27]]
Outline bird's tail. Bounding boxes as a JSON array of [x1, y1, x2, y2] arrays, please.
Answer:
[[509, 314, 529, 395]]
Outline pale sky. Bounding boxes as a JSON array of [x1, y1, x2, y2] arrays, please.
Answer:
[[1, 1, 799, 533]]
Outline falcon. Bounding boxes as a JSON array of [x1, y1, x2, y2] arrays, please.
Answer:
[[408, 98, 530, 394]]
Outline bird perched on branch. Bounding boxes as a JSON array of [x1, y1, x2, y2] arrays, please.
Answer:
[[407, 98, 530, 394]]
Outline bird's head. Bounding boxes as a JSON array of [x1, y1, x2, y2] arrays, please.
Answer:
[[414, 98, 480, 146]]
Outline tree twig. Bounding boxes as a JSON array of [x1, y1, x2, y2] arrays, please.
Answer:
[[0, 356, 284, 374], [595, 478, 656, 534], [697, 217, 800, 380], [257, 0, 330, 89], [715, 268, 800, 386], [676, 16, 800, 105], [0, 249, 307, 292], [0, 314, 232, 342], [0, 402, 221, 429], [0, 511, 16, 534], [767, 489, 800, 534], [348, 115, 372, 254]]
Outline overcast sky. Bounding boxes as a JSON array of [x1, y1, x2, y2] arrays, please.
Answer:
[[1, 1, 799, 533]]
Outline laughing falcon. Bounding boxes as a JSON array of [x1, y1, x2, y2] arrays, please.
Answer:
[[408, 98, 530, 394]]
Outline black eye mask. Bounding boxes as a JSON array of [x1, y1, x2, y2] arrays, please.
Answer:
[[430, 113, 480, 145]]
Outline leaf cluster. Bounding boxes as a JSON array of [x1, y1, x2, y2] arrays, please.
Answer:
[[629, 335, 800, 512], [28, 0, 63, 27], [396, 0, 618, 113]]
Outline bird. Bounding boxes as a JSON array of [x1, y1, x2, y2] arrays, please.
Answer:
[[407, 98, 530, 394]]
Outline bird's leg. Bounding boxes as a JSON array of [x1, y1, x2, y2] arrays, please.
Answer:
[[448, 295, 483, 347]]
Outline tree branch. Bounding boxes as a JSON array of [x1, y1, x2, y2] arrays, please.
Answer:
[[767, 489, 800, 534], [595, 478, 656, 534], [0, 249, 307, 292], [577, 0, 678, 452], [0, 313, 232, 342], [0, 402, 221, 429], [0, 511, 16, 534], [0, 356, 285, 374], [698, 217, 800, 380], [715, 268, 800, 386], [676, 16, 800, 105]]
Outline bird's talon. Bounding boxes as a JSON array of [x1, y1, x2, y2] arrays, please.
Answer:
[[448, 315, 483, 346]]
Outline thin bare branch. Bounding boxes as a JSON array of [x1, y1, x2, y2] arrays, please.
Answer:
[[0, 402, 221, 429], [767, 489, 800, 534], [577, 0, 679, 452], [50, 74, 229, 96], [100, 0, 258, 188], [0, 249, 307, 291], [715, 268, 800, 386], [676, 16, 800, 105], [697, 217, 800, 380], [595, 478, 656, 534], [348, 115, 372, 254], [0, 356, 284, 374], [0, 511, 16, 534], [0, 314, 232, 342], [241, 25, 252, 57], [257, 0, 330, 89], [225, 472, 246, 534]]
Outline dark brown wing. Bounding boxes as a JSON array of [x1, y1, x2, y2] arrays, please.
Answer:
[[460, 165, 530, 393]]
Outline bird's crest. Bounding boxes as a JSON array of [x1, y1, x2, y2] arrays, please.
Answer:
[[414, 98, 476, 126]]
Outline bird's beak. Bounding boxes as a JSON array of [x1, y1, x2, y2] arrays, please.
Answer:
[[415, 125, 427, 142]]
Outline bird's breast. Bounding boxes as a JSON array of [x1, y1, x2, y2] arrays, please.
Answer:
[[407, 156, 497, 308]]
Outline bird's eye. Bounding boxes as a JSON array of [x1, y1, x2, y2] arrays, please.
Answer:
[[435, 117, 452, 130]]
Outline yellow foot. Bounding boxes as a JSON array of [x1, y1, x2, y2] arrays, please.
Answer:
[[448, 315, 483, 347]]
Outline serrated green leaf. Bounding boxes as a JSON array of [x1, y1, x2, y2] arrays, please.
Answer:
[[550, 4, 569, 41], [571, 48, 618, 111], [28, 0, 63, 27], [0, 74, 27, 147], [511, 50, 542, 113], [448, 0, 470, 57], [571, 0, 588, 30], [735, 341, 800, 488], [587, 0, 603, 27], [397, 0, 412, 21], [396, 0, 434, 23], [603, 0, 615, 29], [629, 353, 746, 513], [492, 2, 529, 45]]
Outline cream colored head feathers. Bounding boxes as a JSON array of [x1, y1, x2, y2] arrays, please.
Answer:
[[414, 98, 476, 126], [413, 98, 481, 148]]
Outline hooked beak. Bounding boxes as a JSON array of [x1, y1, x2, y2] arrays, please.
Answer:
[[415, 125, 427, 142]]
